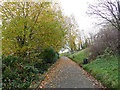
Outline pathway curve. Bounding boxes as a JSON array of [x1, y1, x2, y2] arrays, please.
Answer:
[[38, 57, 104, 88]]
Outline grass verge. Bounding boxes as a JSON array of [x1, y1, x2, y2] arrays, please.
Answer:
[[60, 53, 70, 57], [68, 49, 118, 88], [83, 55, 118, 88], [68, 49, 90, 64]]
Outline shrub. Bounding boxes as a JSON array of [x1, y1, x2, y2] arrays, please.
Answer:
[[53, 52, 59, 62], [42, 47, 56, 63], [34, 59, 49, 74], [33, 47, 59, 74], [2, 47, 59, 89], [2, 55, 39, 89], [56, 52, 60, 59]]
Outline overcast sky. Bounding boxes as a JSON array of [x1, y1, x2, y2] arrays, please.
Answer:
[[58, 0, 100, 36]]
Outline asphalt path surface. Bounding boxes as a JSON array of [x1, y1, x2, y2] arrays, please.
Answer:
[[39, 57, 104, 88]]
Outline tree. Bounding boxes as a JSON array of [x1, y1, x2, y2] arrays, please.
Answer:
[[88, 26, 118, 59], [32, 3, 68, 52], [65, 14, 79, 52], [1, 2, 48, 56], [76, 31, 82, 50], [88, 0, 120, 54], [82, 38, 89, 49], [1, 2, 69, 56], [88, 0, 120, 31]]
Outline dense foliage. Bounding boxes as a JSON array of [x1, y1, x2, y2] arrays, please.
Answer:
[[42, 47, 58, 63], [2, 47, 59, 89], [2, 55, 39, 88], [1, 2, 69, 57], [1, 1, 67, 89]]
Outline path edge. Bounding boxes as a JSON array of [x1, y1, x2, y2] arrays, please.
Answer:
[[67, 57, 105, 88], [35, 58, 60, 89]]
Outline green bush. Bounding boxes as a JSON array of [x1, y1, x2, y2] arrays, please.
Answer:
[[2, 47, 59, 89], [42, 47, 58, 63], [53, 52, 59, 62], [56, 52, 60, 59], [34, 47, 59, 74], [2, 55, 39, 89], [34, 59, 49, 74]]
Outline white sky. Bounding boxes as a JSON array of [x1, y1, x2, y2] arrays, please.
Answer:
[[58, 0, 100, 36]]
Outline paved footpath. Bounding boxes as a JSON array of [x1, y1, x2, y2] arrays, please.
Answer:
[[38, 57, 104, 88]]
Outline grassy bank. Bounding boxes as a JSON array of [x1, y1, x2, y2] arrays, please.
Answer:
[[68, 49, 118, 88], [68, 49, 90, 64], [60, 53, 70, 57], [83, 55, 118, 88]]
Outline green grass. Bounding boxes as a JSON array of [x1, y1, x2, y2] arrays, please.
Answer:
[[68, 48, 91, 64], [60, 52, 70, 57], [68, 48, 118, 88], [83, 55, 118, 88]]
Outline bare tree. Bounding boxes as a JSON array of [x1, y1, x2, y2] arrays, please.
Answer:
[[88, 32, 95, 45], [88, 26, 118, 60], [88, 0, 120, 31]]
